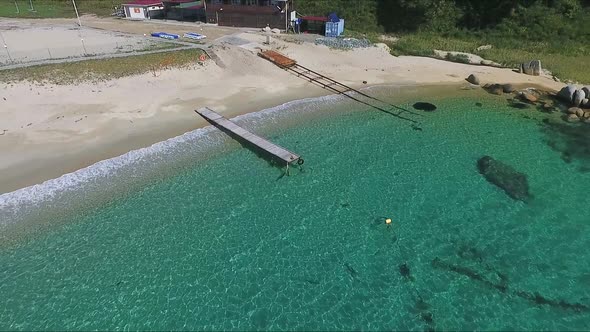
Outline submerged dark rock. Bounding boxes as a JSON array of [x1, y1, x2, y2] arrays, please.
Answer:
[[399, 263, 414, 281], [413, 102, 437, 112], [477, 156, 531, 202]]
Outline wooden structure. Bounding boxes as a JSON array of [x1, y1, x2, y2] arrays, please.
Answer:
[[195, 108, 302, 167], [258, 50, 297, 67], [205, 0, 294, 28], [258, 50, 421, 123]]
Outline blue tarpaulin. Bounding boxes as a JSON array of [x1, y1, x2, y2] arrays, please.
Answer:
[[328, 12, 339, 23]]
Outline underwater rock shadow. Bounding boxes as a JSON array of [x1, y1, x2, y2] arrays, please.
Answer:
[[413, 102, 437, 112], [477, 156, 532, 202], [540, 119, 590, 166]]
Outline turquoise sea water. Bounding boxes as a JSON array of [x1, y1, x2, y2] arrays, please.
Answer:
[[1, 86, 590, 330]]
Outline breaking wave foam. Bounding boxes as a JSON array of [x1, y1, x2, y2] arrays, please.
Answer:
[[0, 94, 345, 225]]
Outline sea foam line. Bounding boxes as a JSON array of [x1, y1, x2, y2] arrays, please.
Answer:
[[0, 93, 345, 219]]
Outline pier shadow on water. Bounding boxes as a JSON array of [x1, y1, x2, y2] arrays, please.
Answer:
[[208, 122, 300, 174]]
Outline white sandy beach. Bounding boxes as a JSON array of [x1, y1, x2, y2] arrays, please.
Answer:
[[0, 17, 564, 193]]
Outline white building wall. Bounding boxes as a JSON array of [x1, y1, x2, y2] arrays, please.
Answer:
[[127, 6, 147, 19]]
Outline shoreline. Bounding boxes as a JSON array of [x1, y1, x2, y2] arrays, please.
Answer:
[[0, 29, 565, 194]]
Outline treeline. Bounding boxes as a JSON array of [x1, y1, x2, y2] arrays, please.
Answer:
[[295, 0, 590, 39]]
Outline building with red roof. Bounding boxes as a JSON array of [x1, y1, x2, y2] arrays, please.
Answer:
[[122, 0, 297, 30], [122, 0, 165, 19]]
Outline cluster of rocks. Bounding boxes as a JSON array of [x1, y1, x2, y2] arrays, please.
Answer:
[[565, 106, 590, 123], [314, 37, 371, 50], [557, 85, 590, 123], [557, 85, 590, 108], [466, 74, 524, 95], [466, 73, 590, 125], [436, 50, 502, 67]]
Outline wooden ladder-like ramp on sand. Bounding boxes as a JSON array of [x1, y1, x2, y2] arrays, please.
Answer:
[[195, 107, 302, 168], [258, 50, 421, 124]]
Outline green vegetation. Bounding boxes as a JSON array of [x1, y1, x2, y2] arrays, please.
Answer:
[[0, 49, 205, 85], [0, 0, 118, 18], [297, 0, 590, 83], [389, 31, 589, 83]]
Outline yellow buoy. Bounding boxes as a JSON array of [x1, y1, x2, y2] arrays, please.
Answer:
[[385, 218, 392, 224]]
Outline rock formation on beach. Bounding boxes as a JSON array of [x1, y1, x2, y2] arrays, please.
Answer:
[[558, 85, 590, 109], [519, 60, 542, 76]]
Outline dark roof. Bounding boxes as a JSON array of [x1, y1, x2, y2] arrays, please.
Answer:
[[123, 0, 162, 6]]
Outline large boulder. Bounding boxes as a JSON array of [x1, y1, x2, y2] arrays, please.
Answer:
[[568, 107, 582, 114], [557, 85, 576, 104], [466, 74, 480, 85], [582, 86, 590, 98], [477, 156, 531, 202], [573, 89, 586, 107], [519, 60, 542, 76]]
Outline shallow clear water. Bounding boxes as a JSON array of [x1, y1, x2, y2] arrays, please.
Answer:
[[1, 86, 590, 330]]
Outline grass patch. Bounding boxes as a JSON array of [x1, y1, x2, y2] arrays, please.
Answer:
[[389, 32, 590, 84], [134, 42, 180, 53], [0, 49, 205, 85], [0, 0, 118, 18], [342, 30, 382, 44]]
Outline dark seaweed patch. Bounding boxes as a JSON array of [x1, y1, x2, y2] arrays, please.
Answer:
[[541, 120, 590, 165], [344, 262, 358, 280], [432, 257, 589, 313], [413, 102, 437, 112], [457, 244, 484, 263], [413, 293, 435, 330], [475, 102, 483, 107], [304, 279, 320, 285], [508, 101, 531, 110], [399, 263, 415, 281], [477, 156, 531, 202]]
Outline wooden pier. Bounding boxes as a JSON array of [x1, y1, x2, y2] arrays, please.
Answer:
[[195, 107, 302, 166]]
